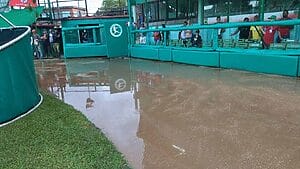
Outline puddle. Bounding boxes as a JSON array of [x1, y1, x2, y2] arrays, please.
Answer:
[[35, 58, 300, 169]]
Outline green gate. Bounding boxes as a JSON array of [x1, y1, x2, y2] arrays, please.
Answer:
[[104, 20, 128, 58]]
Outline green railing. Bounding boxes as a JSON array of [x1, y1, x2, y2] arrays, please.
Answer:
[[130, 19, 300, 53]]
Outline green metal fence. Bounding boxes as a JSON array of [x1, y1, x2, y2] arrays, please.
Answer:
[[129, 20, 300, 76]]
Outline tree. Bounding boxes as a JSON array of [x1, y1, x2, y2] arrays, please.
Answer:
[[101, 0, 126, 9]]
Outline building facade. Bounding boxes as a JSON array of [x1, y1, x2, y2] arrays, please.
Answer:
[[131, 0, 299, 25]]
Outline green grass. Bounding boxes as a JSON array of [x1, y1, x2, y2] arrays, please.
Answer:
[[0, 92, 130, 169]]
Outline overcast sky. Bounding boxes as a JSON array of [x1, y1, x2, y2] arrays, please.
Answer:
[[50, 0, 103, 14]]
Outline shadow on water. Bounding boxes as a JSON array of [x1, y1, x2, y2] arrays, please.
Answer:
[[35, 58, 300, 169]]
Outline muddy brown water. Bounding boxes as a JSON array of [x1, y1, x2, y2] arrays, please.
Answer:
[[35, 58, 300, 169]]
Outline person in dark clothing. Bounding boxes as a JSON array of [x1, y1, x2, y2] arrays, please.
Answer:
[[191, 30, 202, 48], [216, 16, 226, 39], [41, 30, 50, 58], [52, 30, 61, 58], [80, 30, 88, 43], [230, 17, 250, 39], [161, 24, 170, 46]]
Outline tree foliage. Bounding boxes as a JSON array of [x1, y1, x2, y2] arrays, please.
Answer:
[[101, 0, 126, 9]]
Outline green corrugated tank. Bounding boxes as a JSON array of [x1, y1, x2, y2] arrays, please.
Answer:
[[0, 27, 40, 124]]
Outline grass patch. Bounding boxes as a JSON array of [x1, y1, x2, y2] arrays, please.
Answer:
[[0, 92, 130, 169]]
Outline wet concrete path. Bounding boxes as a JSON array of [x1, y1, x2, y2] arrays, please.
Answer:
[[35, 58, 300, 169]]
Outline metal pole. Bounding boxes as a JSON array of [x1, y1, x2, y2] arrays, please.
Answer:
[[198, 0, 204, 24], [56, 0, 60, 19], [0, 14, 16, 28], [84, 0, 88, 16], [188, 0, 191, 19], [145, 0, 149, 28], [132, 5, 137, 23], [77, 0, 79, 15], [259, 0, 265, 21], [47, 0, 52, 21], [226, 1, 230, 23], [128, 0, 133, 46], [51, 2, 56, 20]]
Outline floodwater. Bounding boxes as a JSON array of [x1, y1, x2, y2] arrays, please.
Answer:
[[35, 58, 300, 169]]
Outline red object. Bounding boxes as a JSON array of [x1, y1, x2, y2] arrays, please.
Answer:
[[278, 26, 291, 37], [263, 26, 277, 45], [9, 0, 37, 7], [153, 32, 161, 41], [277, 18, 292, 37]]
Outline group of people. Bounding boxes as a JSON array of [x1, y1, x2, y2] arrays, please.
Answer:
[[179, 20, 203, 47], [229, 10, 293, 48], [152, 24, 170, 45], [145, 9, 293, 49], [149, 20, 202, 47], [31, 28, 62, 59]]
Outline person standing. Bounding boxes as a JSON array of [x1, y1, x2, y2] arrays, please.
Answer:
[[277, 10, 294, 43], [161, 24, 170, 46], [249, 15, 263, 41], [191, 30, 203, 48], [184, 20, 193, 46], [153, 26, 161, 45], [263, 15, 278, 49], [179, 21, 188, 42], [216, 16, 226, 39], [31, 29, 43, 59], [80, 30, 88, 43], [49, 29, 54, 57], [230, 17, 250, 40], [52, 29, 61, 58], [139, 23, 146, 44], [138, 13, 144, 28], [41, 30, 50, 58]]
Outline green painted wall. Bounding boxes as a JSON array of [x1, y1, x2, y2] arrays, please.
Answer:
[[131, 47, 220, 67], [135, 0, 146, 4], [62, 17, 127, 27], [104, 20, 129, 58], [172, 49, 220, 67], [220, 52, 299, 77], [0, 29, 39, 123], [62, 17, 128, 58], [64, 44, 108, 58], [298, 57, 300, 77], [131, 46, 159, 60], [158, 48, 172, 61], [130, 45, 300, 77]]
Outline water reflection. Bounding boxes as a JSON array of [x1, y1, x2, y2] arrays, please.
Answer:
[[35, 58, 300, 169]]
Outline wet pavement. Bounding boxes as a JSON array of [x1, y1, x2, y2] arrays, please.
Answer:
[[35, 58, 300, 169]]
